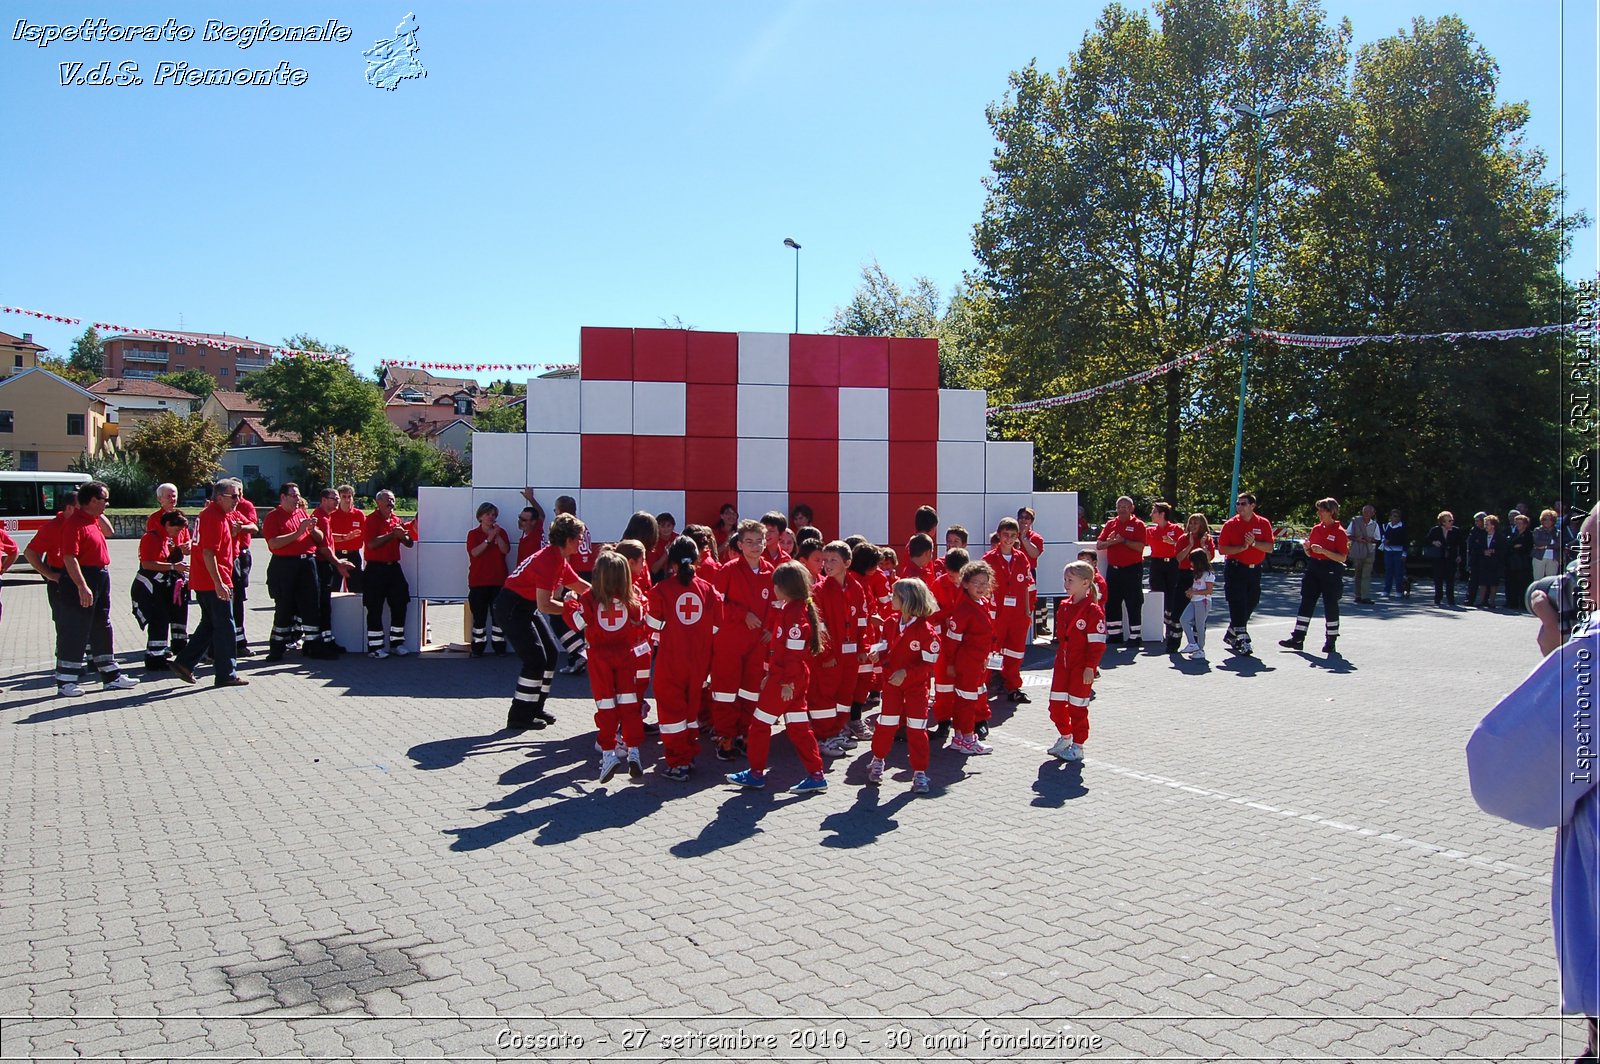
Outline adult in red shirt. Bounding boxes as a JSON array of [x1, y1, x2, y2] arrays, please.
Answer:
[[548, 495, 593, 672], [708, 519, 776, 760], [466, 502, 512, 656], [134, 509, 190, 669], [982, 518, 1036, 700], [228, 492, 261, 656], [1174, 512, 1217, 626], [311, 489, 354, 655], [515, 488, 546, 567], [329, 485, 366, 593], [172, 477, 246, 687], [496, 513, 590, 730], [0, 525, 16, 623], [1145, 501, 1185, 652], [362, 490, 414, 658], [53, 481, 138, 695], [1096, 495, 1148, 647], [1217, 491, 1275, 657], [1280, 498, 1351, 655], [145, 482, 193, 554], [262, 482, 331, 662]]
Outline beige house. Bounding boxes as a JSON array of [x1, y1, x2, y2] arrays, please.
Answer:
[[89, 377, 204, 436], [201, 389, 265, 436], [0, 368, 112, 471], [0, 331, 46, 377]]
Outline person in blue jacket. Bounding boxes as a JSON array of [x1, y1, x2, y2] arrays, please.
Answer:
[[1468, 504, 1598, 1064]]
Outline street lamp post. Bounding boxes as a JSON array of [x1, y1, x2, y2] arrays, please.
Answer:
[[783, 237, 801, 332], [1228, 102, 1284, 511]]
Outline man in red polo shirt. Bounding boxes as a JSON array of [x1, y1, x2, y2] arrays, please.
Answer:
[[172, 477, 247, 687], [1096, 495, 1148, 647], [262, 482, 333, 661], [1218, 491, 1275, 657], [312, 489, 354, 655], [330, 484, 366, 592], [362, 489, 414, 658], [54, 481, 139, 696], [1146, 501, 1185, 652], [229, 490, 261, 656]]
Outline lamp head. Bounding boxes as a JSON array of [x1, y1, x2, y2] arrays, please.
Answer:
[[783, 238, 801, 250]]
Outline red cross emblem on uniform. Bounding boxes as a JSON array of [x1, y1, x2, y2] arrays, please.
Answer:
[[675, 592, 703, 626], [1017, 572, 1027, 582], [1076, 618, 1087, 630], [909, 640, 920, 652], [598, 603, 628, 632]]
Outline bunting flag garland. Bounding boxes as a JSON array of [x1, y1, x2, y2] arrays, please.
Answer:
[[378, 358, 579, 374], [987, 321, 1592, 415], [89, 323, 350, 362], [1, 305, 81, 325]]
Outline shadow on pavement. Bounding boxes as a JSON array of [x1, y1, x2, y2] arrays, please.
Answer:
[[406, 728, 534, 771], [818, 781, 918, 848], [1031, 760, 1088, 807]]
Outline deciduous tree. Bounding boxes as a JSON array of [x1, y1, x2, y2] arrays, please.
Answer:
[[125, 411, 228, 493]]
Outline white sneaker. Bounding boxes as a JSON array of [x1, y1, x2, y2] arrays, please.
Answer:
[[818, 737, 848, 758], [1191, 648, 1207, 661], [839, 732, 861, 749], [57, 683, 85, 697], [391, 644, 411, 657], [104, 674, 140, 690], [1178, 643, 1199, 656], [369, 648, 389, 659], [1062, 742, 1085, 762], [598, 749, 623, 783], [1048, 735, 1073, 760], [867, 757, 885, 784]]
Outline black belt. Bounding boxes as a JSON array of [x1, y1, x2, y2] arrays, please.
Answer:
[[1226, 559, 1260, 568]]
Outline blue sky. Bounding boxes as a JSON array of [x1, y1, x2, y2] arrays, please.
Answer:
[[2, 1, 1594, 382]]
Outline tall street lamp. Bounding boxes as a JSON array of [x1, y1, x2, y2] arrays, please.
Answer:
[[1228, 101, 1285, 511], [783, 237, 801, 333]]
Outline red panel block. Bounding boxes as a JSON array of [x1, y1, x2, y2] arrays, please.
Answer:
[[788, 439, 841, 493], [686, 490, 736, 529], [889, 441, 938, 495], [888, 388, 940, 442], [890, 492, 938, 548], [685, 436, 737, 491], [837, 335, 890, 387], [687, 383, 738, 437], [789, 334, 839, 387], [633, 329, 688, 382], [788, 386, 839, 440], [795, 494, 839, 542], [580, 327, 633, 381], [889, 336, 940, 390], [633, 435, 685, 490], [582, 434, 634, 488], [686, 331, 738, 383]]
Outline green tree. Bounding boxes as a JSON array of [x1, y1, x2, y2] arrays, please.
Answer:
[[471, 399, 526, 434], [67, 452, 155, 507], [242, 350, 383, 457], [302, 429, 384, 491], [155, 370, 216, 398], [377, 435, 447, 497], [38, 355, 96, 387], [828, 259, 944, 339], [68, 326, 104, 377], [125, 411, 229, 492]]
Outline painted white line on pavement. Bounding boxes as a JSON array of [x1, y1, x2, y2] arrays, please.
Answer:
[[987, 730, 1549, 883]]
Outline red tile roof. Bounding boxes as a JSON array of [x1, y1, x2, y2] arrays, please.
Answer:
[[89, 377, 198, 400]]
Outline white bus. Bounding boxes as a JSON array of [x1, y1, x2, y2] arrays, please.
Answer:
[[0, 471, 93, 551]]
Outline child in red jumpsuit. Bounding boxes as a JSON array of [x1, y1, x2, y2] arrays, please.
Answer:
[[867, 578, 941, 793], [709, 520, 775, 761], [928, 548, 968, 743], [812, 541, 859, 757], [1048, 561, 1107, 762], [645, 536, 722, 781], [945, 560, 996, 756], [982, 517, 1035, 703], [725, 562, 829, 794], [567, 552, 649, 783]]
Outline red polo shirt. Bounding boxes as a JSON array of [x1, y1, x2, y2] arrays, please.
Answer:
[[1306, 521, 1349, 560], [505, 543, 579, 600], [1147, 521, 1183, 560], [1097, 516, 1148, 568], [330, 507, 366, 552], [191, 501, 237, 592], [363, 510, 408, 563], [263, 506, 317, 557], [467, 526, 511, 587], [1219, 513, 1274, 566], [63, 509, 110, 568]]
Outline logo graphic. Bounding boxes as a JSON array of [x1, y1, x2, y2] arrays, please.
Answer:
[[1075, 618, 1086, 630], [788, 624, 801, 639], [364, 14, 425, 91], [598, 602, 628, 632], [675, 592, 703, 626]]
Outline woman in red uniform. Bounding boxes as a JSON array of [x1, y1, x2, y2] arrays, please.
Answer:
[[946, 560, 996, 755], [495, 513, 589, 731], [866, 578, 941, 793], [1279, 498, 1350, 655], [1173, 513, 1216, 618], [568, 552, 649, 783], [134, 510, 190, 670], [646, 536, 723, 780], [725, 561, 828, 794], [1048, 561, 1108, 763], [466, 503, 511, 656], [708, 520, 775, 761]]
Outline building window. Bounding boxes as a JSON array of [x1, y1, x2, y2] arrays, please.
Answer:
[[19, 450, 37, 471], [12, 355, 20, 367], [66, 413, 85, 436], [220, 367, 230, 376], [0, 410, 11, 432]]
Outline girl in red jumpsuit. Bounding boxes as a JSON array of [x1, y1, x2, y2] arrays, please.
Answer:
[[568, 552, 649, 784], [847, 542, 886, 737], [811, 541, 858, 756], [613, 539, 655, 723], [928, 548, 969, 743], [867, 578, 941, 793], [1049, 561, 1107, 762], [725, 562, 829, 794], [709, 520, 775, 761], [645, 536, 722, 781], [946, 561, 996, 755]]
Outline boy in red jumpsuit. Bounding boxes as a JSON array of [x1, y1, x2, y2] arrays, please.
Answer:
[[982, 517, 1035, 701], [945, 560, 996, 755], [708, 520, 775, 761]]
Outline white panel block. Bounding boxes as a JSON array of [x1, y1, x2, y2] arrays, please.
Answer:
[[939, 388, 988, 442], [329, 592, 365, 652], [470, 433, 527, 488], [417, 486, 474, 543], [838, 440, 888, 493], [737, 438, 789, 491], [1142, 592, 1166, 643], [1035, 544, 1073, 597], [838, 493, 889, 544], [632, 490, 686, 524], [838, 388, 888, 440], [738, 491, 789, 523], [1028, 491, 1079, 543], [937, 441, 986, 494], [527, 432, 580, 486], [579, 380, 633, 434], [579, 489, 636, 544], [525, 376, 579, 434], [736, 384, 788, 439], [417, 541, 471, 600], [936, 493, 986, 546], [632, 381, 686, 436], [984, 441, 1034, 493], [985, 493, 1033, 538], [738, 332, 790, 384]]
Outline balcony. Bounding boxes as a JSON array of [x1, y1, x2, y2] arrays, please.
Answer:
[[123, 369, 159, 379], [235, 357, 271, 370], [121, 349, 170, 365]]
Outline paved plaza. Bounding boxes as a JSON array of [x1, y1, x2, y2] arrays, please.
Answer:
[[0, 540, 1590, 1062]]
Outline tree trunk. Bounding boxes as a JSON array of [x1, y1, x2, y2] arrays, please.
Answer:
[[1162, 363, 1181, 505]]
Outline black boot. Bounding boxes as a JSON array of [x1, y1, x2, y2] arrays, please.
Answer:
[[1322, 637, 1337, 655], [1279, 634, 1304, 650]]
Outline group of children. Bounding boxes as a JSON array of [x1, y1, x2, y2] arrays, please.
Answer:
[[485, 502, 1114, 795]]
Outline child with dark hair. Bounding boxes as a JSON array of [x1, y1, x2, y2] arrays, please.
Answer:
[[645, 536, 722, 780]]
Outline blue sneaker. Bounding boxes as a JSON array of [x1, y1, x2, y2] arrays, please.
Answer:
[[788, 774, 828, 795], [726, 769, 766, 789]]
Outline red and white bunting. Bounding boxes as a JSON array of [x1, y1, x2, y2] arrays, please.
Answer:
[[378, 358, 579, 374], [1, 305, 81, 325]]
